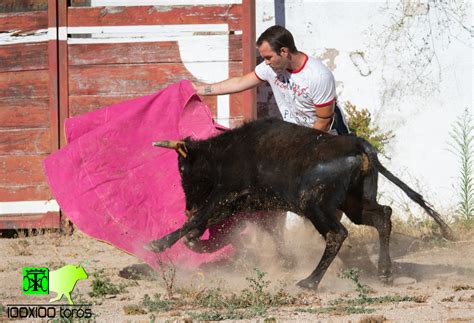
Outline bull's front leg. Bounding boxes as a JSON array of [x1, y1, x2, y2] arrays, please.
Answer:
[[146, 229, 184, 253], [180, 190, 248, 253], [182, 221, 237, 253], [147, 193, 229, 253], [146, 215, 207, 253]]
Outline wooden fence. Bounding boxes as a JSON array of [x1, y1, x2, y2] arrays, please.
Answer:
[[0, 0, 256, 229]]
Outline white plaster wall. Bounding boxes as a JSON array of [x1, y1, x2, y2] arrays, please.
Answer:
[[256, 0, 473, 219]]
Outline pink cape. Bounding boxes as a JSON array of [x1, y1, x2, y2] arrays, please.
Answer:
[[43, 80, 233, 269]]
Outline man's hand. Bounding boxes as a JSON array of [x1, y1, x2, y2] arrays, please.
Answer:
[[191, 83, 211, 95]]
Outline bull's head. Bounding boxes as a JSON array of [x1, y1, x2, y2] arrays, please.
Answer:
[[153, 138, 213, 218], [153, 140, 188, 158]]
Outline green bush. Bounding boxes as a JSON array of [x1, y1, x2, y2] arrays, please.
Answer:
[[186, 268, 295, 320], [88, 269, 127, 298], [141, 293, 173, 313], [343, 101, 394, 155]]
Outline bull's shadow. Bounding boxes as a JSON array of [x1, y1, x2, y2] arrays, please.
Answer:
[[338, 232, 473, 282], [340, 254, 472, 283]]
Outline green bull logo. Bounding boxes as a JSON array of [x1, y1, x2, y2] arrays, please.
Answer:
[[23, 265, 88, 305], [49, 265, 88, 304]]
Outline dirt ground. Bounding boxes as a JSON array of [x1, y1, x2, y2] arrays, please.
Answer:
[[1, 218, 473, 322]]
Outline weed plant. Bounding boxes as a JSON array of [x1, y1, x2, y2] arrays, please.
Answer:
[[89, 269, 127, 298], [10, 238, 32, 256], [188, 268, 295, 319], [132, 268, 296, 320], [141, 293, 174, 312], [296, 268, 418, 315], [123, 304, 147, 315], [449, 107, 474, 226], [453, 284, 474, 291], [156, 256, 176, 299]]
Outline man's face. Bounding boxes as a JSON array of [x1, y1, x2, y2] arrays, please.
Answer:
[[258, 41, 288, 71]]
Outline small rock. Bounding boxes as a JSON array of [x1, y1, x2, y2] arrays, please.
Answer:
[[393, 277, 417, 286]]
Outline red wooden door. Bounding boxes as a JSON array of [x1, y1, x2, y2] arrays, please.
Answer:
[[62, 0, 256, 142], [0, 0, 60, 229], [0, 0, 255, 230]]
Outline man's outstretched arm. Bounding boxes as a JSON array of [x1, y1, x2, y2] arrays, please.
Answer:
[[193, 71, 265, 96]]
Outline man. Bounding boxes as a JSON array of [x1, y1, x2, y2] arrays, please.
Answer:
[[190, 26, 348, 262], [193, 25, 349, 135]]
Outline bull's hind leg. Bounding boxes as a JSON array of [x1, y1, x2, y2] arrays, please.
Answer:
[[297, 207, 348, 289], [343, 177, 393, 283], [257, 211, 297, 268], [363, 170, 393, 282], [361, 202, 392, 282]]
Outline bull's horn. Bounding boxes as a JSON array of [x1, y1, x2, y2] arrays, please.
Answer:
[[152, 140, 188, 158], [152, 140, 182, 149]]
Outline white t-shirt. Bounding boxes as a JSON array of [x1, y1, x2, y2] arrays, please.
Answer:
[[254, 53, 336, 128]]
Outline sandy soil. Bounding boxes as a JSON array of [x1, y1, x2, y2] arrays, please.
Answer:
[[0, 219, 473, 322]]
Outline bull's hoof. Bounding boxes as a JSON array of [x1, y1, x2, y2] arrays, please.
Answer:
[[182, 236, 201, 250], [442, 227, 456, 241], [379, 274, 394, 285], [182, 236, 195, 247], [144, 239, 168, 253], [296, 278, 319, 290], [280, 256, 297, 269], [186, 228, 202, 240], [378, 266, 393, 285]]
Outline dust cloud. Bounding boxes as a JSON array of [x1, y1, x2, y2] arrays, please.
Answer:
[[174, 214, 474, 295]]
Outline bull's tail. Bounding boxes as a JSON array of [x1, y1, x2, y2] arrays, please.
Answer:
[[359, 139, 454, 240]]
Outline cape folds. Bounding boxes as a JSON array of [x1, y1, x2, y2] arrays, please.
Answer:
[[43, 80, 231, 269]]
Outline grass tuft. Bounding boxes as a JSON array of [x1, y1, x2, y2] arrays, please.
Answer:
[[297, 268, 420, 316], [453, 284, 474, 292], [123, 304, 147, 315], [88, 269, 127, 298]]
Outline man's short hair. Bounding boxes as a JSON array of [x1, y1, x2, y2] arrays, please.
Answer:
[[257, 25, 298, 54]]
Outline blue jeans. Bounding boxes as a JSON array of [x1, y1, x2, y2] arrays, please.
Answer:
[[331, 103, 350, 135]]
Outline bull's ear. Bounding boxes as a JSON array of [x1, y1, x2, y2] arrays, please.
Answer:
[[153, 140, 188, 158]]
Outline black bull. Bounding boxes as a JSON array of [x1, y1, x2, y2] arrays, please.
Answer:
[[147, 118, 453, 289]]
